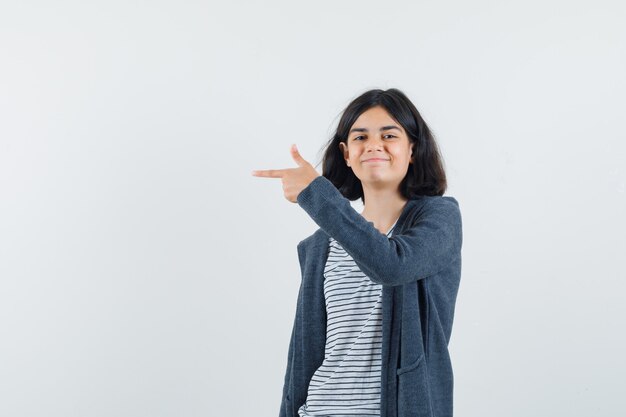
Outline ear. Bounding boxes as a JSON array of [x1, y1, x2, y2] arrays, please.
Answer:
[[339, 141, 350, 166]]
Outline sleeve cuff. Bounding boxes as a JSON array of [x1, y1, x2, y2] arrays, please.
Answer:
[[296, 175, 337, 214]]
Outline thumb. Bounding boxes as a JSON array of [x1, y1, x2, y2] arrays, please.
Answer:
[[290, 144, 308, 167]]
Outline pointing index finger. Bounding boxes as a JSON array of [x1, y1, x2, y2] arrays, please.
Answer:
[[251, 169, 287, 178]]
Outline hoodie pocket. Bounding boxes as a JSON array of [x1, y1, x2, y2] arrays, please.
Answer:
[[396, 353, 424, 375], [396, 353, 433, 415]]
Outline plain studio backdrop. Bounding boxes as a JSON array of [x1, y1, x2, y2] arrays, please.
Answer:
[[1, 1, 624, 416]]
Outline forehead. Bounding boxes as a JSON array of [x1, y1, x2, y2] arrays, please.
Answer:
[[350, 106, 404, 132], [355, 106, 395, 122]]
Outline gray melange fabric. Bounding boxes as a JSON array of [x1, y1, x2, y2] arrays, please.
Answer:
[[280, 175, 463, 417]]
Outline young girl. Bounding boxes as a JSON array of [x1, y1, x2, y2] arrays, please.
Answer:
[[252, 88, 463, 417]]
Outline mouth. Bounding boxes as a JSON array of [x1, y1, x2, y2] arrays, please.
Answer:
[[363, 158, 390, 162]]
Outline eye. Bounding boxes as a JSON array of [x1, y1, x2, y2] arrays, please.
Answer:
[[353, 134, 396, 141]]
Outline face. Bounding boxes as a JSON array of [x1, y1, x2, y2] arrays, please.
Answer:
[[339, 105, 413, 190]]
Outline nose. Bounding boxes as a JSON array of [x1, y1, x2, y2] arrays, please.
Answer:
[[365, 139, 384, 152], [365, 137, 384, 151]]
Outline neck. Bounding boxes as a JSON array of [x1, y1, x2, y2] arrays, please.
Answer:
[[360, 185, 408, 234]]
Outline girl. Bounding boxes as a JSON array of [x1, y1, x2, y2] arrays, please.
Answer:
[[252, 88, 463, 417]]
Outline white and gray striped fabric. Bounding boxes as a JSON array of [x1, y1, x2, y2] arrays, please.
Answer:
[[298, 219, 399, 417]]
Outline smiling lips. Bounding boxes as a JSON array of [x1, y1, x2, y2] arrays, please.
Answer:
[[363, 158, 389, 162]]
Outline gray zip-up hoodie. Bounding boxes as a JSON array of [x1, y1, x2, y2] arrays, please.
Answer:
[[279, 175, 463, 417]]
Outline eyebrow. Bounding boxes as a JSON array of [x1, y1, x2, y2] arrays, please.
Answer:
[[349, 125, 402, 134]]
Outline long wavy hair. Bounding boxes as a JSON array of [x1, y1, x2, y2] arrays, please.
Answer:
[[317, 88, 447, 204]]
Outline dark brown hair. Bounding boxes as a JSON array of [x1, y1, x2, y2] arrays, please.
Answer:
[[317, 88, 447, 203]]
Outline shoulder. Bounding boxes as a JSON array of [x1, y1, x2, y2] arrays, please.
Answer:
[[405, 195, 462, 231], [297, 228, 327, 256], [420, 195, 461, 215]]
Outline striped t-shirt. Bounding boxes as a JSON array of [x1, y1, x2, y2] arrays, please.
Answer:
[[298, 219, 399, 417]]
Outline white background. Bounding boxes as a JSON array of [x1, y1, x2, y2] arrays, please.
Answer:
[[1, 1, 624, 416]]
